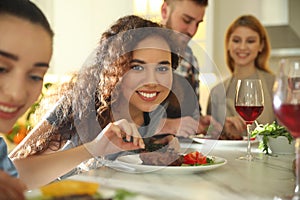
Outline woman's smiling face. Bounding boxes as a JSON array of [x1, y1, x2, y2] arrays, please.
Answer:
[[0, 15, 52, 133], [228, 26, 263, 68], [121, 35, 173, 114]]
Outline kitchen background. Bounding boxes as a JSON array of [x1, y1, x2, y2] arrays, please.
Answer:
[[31, 0, 300, 115]]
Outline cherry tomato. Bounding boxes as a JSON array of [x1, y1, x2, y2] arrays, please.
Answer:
[[183, 151, 207, 165]]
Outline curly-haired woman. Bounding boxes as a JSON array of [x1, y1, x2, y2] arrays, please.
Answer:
[[10, 15, 182, 189]]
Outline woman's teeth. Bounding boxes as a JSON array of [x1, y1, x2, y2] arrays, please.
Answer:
[[138, 92, 157, 98], [0, 105, 18, 113], [237, 53, 248, 57]]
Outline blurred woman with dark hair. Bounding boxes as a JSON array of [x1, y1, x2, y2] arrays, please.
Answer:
[[0, 0, 53, 198]]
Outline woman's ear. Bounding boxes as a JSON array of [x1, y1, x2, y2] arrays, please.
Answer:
[[259, 41, 265, 52]]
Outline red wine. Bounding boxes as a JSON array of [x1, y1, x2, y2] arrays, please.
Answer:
[[273, 104, 300, 137], [235, 106, 264, 124]]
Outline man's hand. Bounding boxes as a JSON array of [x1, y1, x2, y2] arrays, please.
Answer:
[[155, 116, 199, 137], [198, 115, 223, 139], [156, 115, 223, 138]]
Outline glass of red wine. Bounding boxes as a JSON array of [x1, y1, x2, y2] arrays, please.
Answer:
[[273, 59, 300, 200], [235, 79, 264, 161]]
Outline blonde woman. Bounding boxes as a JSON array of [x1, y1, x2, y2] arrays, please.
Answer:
[[207, 15, 275, 140]]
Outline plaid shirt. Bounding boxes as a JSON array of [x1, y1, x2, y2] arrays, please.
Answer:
[[174, 46, 200, 99]]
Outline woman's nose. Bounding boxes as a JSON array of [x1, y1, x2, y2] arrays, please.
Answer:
[[143, 68, 158, 84], [2, 77, 27, 103], [239, 41, 247, 49]]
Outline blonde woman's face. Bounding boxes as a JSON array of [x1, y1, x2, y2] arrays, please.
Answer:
[[121, 35, 173, 114], [0, 15, 52, 133], [228, 26, 263, 69]]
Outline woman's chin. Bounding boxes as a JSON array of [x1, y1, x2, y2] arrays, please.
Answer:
[[0, 121, 15, 134], [142, 104, 160, 113]]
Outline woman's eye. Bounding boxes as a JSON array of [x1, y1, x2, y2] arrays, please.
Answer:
[[156, 65, 170, 72], [131, 65, 144, 71], [30, 75, 44, 82], [247, 40, 256, 44], [0, 66, 8, 73], [232, 38, 240, 43]]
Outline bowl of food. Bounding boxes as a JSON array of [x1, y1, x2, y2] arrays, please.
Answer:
[[251, 121, 294, 155], [268, 136, 295, 155]]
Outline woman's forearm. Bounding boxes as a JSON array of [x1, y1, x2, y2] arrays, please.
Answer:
[[11, 119, 144, 190], [12, 145, 92, 190]]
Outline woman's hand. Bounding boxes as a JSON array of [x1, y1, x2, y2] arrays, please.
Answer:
[[164, 135, 180, 152], [222, 116, 246, 140], [0, 170, 27, 200], [155, 116, 199, 137], [84, 119, 145, 157], [146, 134, 180, 152]]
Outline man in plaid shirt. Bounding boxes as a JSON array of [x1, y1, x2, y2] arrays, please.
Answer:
[[175, 45, 200, 100], [158, 0, 223, 138]]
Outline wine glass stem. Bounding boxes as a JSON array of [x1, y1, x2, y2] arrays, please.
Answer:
[[294, 138, 300, 200], [246, 124, 252, 157]]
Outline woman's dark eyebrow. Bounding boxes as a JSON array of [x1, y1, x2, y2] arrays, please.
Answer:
[[159, 61, 171, 65], [0, 49, 49, 68], [35, 62, 49, 68], [130, 59, 171, 65], [130, 59, 145, 64], [0, 50, 18, 60]]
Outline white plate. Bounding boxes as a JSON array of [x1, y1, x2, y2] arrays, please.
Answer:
[[111, 154, 227, 174], [192, 137, 259, 146]]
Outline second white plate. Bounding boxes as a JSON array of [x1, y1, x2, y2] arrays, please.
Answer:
[[192, 137, 259, 146], [111, 154, 227, 174]]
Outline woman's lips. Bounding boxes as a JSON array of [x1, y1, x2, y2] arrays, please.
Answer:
[[236, 52, 249, 58], [137, 91, 159, 101], [0, 104, 20, 119]]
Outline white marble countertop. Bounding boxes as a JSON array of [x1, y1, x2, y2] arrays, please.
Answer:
[[72, 140, 295, 200]]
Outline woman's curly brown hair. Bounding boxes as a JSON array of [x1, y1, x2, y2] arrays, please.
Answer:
[[29, 15, 182, 154]]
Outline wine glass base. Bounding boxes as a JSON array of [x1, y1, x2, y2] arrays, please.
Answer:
[[237, 154, 256, 161]]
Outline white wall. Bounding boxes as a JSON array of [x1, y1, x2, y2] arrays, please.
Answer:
[[33, 0, 134, 76], [33, 0, 291, 79]]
